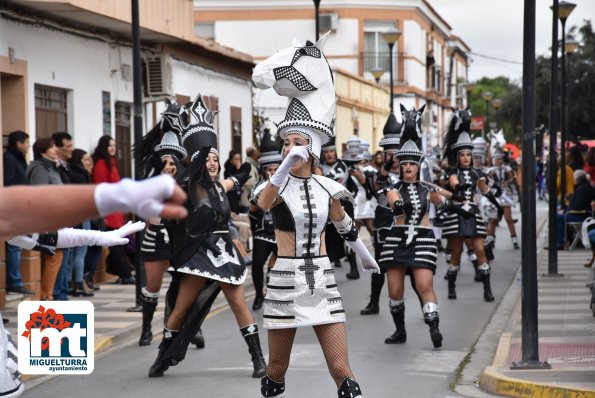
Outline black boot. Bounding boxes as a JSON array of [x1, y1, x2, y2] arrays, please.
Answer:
[[333, 259, 342, 268], [261, 375, 285, 397], [443, 249, 452, 280], [148, 328, 178, 377], [253, 294, 265, 310], [447, 270, 458, 299], [191, 328, 205, 349], [423, 303, 442, 348], [241, 324, 267, 378], [337, 377, 363, 398], [345, 251, 360, 280], [139, 289, 158, 346], [512, 235, 520, 250], [360, 272, 383, 315], [385, 301, 406, 344], [480, 267, 495, 302]]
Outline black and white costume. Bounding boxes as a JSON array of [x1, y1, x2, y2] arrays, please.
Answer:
[[249, 128, 281, 310]]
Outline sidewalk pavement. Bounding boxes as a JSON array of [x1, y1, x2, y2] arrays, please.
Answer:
[[479, 230, 595, 397]]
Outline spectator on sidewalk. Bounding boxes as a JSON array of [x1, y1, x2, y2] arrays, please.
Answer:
[[556, 170, 595, 250], [92, 135, 134, 284], [3, 131, 34, 296], [26, 138, 64, 300], [556, 157, 575, 203], [568, 145, 584, 171], [52, 132, 76, 301], [583, 147, 595, 183]]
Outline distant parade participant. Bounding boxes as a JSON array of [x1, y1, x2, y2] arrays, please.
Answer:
[[249, 128, 282, 310], [441, 109, 502, 302], [360, 111, 401, 315], [148, 94, 266, 379], [487, 146, 519, 250], [350, 138, 378, 237], [253, 34, 379, 398], [473, 136, 497, 265], [378, 105, 459, 348], [319, 136, 350, 270], [134, 103, 192, 347]]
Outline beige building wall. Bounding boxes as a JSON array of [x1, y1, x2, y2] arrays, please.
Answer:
[[334, 68, 389, 157]]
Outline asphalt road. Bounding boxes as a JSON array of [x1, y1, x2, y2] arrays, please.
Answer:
[[23, 202, 544, 398]]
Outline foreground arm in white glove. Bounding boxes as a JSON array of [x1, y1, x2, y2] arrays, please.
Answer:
[[257, 145, 310, 210], [330, 199, 380, 274], [0, 175, 186, 240], [8, 221, 146, 255]]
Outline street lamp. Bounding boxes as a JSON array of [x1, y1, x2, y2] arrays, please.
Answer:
[[558, 0, 576, 209], [382, 27, 401, 112], [564, 35, 578, 153], [481, 91, 493, 139], [462, 82, 474, 109], [371, 67, 385, 84], [313, 0, 321, 41], [491, 98, 502, 129]]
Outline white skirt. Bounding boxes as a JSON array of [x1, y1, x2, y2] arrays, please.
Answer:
[[353, 190, 377, 220], [263, 256, 346, 329]]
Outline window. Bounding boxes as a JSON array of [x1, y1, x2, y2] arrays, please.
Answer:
[[362, 22, 398, 84], [194, 23, 214, 40], [230, 106, 242, 155], [35, 85, 68, 139]]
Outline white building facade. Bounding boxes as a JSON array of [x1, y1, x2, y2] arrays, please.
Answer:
[[195, 0, 471, 149]]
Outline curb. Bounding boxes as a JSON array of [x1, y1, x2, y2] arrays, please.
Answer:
[[478, 216, 595, 398]]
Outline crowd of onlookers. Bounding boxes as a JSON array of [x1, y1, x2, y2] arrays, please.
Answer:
[[546, 144, 595, 253], [3, 130, 134, 300]]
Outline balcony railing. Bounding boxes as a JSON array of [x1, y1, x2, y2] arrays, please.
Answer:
[[360, 51, 400, 85]]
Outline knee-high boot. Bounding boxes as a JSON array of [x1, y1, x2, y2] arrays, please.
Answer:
[[148, 328, 178, 377], [337, 377, 363, 398], [241, 324, 267, 378], [385, 300, 406, 344], [423, 302, 443, 348], [345, 247, 360, 280], [447, 266, 459, 300], [360, 271, 384, 315], [261, 375, 286, 397], [443, 248, 452, 280], [139, 288, 158, 346], [479, 264, 494, 302], [468, 250, 481, 282]]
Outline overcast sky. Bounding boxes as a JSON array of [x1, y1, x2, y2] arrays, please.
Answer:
[[426, 0, 595, 83]]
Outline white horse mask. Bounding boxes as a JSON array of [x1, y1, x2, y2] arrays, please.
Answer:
[[253, 32, 335, 162]]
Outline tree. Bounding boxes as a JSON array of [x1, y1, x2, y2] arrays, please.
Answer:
[[535, 19, 595, 140]]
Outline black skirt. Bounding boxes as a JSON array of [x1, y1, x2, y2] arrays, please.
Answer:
[[441, 203, 487, 238], [377, 226, 438, 273], [140, 223, 172, 262]]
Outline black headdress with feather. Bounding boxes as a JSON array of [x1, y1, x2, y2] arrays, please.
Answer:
[[442, 107, 473, 165], [395, 104, 425, 165]]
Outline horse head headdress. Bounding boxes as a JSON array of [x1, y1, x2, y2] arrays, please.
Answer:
[[396, 104, 426, 166], [443, 106, 474, 166], [252, 32, 335, 164], [488, 129, 506, 159]]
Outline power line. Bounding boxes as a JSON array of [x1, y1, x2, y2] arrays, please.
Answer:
[[468, 51, 523, 65]]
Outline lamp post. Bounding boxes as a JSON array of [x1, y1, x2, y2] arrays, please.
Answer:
[[558, 0, 576, 209], [564, 36, 579, 147], [492, 98, 502, 129], [313, 0, 321, 41], [371, 67, 384, 84], [547, 0, 561, 276], [463, 82, 474, 109], [382, 27, 401, 113], [481, 91, 493, 139]]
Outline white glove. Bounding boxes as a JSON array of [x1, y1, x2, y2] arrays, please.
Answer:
[[94, 174, 176, 220], [7, 235, 37, 251], [345, 238, 381, 274], [269, 146, 309, 187], [56, 221, 146, 247]]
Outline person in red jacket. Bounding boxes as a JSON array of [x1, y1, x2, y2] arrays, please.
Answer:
[[92, 135, 134, 284]]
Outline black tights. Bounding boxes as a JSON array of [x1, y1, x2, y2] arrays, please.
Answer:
[[266, 323, 354, 386], [251, 239, 276, 296]]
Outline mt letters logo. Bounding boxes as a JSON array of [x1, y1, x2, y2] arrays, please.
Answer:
[[18, 301, 94, 374]]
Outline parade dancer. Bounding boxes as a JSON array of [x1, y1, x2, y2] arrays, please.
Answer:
[[379, 105, 455, 348], [441, 109, 502, 302], [134, 103, 207, 348], [360, 112, 400, 315], [487, 146, 519, 249], [249, 128, 282, 310], [253, 33, 380, 398], [148, 94, 266, 378], [319, 136, 349, 270], [473, 136, 497, 265]]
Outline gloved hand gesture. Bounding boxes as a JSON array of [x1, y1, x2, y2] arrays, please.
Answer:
[[100, 221, 146, 246], [269, 146, 310, 187], [204, 235, 222, 257]]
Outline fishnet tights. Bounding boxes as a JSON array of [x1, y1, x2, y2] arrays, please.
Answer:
[[266, 324, 354, 387]]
